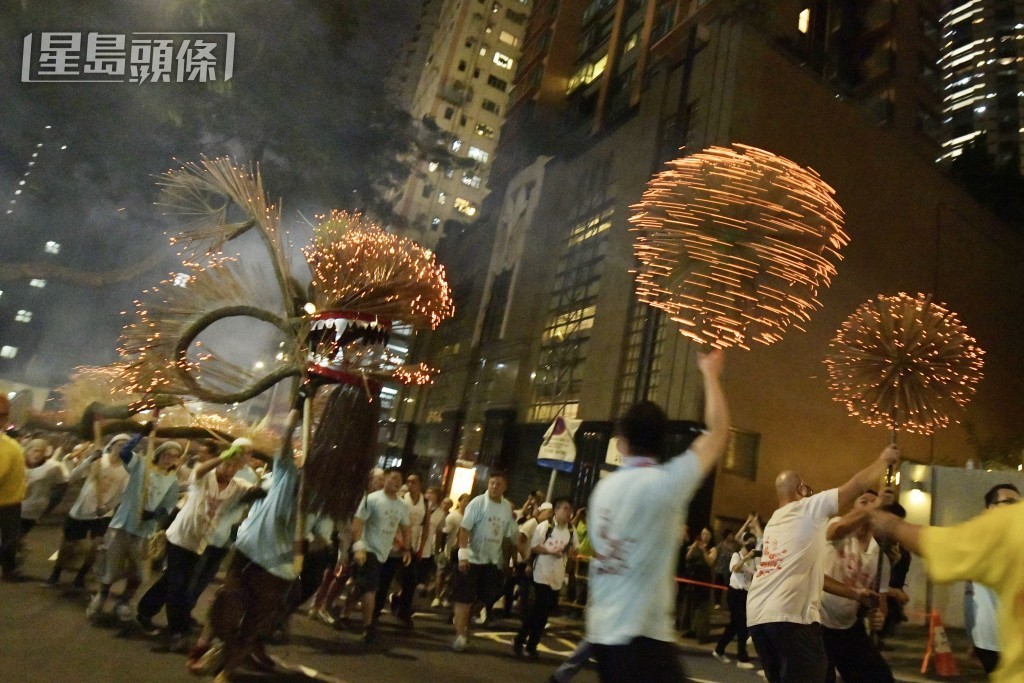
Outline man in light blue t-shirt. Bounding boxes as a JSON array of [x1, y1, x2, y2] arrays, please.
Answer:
[[352, 467, 411, 644], [451, 470, 517, 652], [586, 351, 729, 683]]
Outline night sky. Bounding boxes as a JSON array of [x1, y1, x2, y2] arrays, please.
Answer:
[[0, 1, 419, 388]]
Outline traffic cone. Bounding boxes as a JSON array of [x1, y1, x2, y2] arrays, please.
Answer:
[[921, 609, 960, 677]]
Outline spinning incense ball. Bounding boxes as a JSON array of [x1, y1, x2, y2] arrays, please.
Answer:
[[825, 292, 985, 435], [630, 144, 848, 349]]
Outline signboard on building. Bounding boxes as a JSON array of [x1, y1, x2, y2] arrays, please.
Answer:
[[537, 416, 580, 472]]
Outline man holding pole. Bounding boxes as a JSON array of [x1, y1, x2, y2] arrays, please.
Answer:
[[584, 350, 729, 682], [87, 426, 181, 621], [745, 445, 898, 683]]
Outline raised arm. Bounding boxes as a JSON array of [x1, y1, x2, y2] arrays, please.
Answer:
[[689, 350, 730, 475], [837, 445, 899, 512], [119, 432, 145, 465], [870, 511, 923, 555]]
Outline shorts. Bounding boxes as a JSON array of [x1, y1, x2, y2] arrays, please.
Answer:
[[102, 527, 148, 586], [450, 562, 503, 606], [64, 516, 111, 542], [353, 553, 383, 594]]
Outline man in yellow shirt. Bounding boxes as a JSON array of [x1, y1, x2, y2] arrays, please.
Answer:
[[871, 495, 1023, 683], [0, 395, 27, 581]]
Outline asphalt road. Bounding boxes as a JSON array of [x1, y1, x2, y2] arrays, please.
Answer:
[[1, 522, 985, 682]]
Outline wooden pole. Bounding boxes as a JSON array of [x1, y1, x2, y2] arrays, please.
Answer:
[[292, 396, 312, 575]]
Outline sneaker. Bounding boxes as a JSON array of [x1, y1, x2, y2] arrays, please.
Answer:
[[136, 614, 160, 636], [430, 597, 441, 608], [86, 593, 103, 620], [712, 651, 731, 664], [313, 607, 336, 626], [452, 634, 468, 652], [737, 661, 755, 670], [114, 602, 134, 622], [474, 608, 489, 625]]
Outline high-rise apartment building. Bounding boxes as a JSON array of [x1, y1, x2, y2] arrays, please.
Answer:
[[390, 0, 532, 246], [938, 0, 1024, 170]]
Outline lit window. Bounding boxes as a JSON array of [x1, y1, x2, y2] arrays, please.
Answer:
[[438, 192, 447, 205], [467, 146, 490, 163], [451, 139, 463, 152], [0, 346, 17, 359], [462, 173, 482, 188], [428, 161, 439, 172], [798, 8, 810, 34], [173, 273, 190, 288], [29, 279, 46, 288], [475, 123, 495, 138], [454, 197, 477, 216], [15, 309, 32, 323], [432, 217, 441, 227], [499, 31, 519, 47], [493, 52, 514, 70], [479, 47, 488, 57], [44, 241, 60, 254]]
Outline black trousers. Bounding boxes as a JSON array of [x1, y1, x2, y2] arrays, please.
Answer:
[[594, 637, 686, 683], [0, 502, 22, 575], [714, 587, 750, 661], [975, 647, 999, 674], [138, 542, 201, 634], [188, 544, 230, 605], [750, 622, 828, 683], [516, 582, 559, 652], [822, 622, 894, 683], [374, 555, 417, 619]]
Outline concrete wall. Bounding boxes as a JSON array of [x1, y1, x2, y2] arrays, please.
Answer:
[[898, 463, 1024, 627], [689, 23, 1024, 522]]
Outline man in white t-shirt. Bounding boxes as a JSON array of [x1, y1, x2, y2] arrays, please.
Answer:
[[586, 350, 729, 683], [452, 471, 518, 652], [433, 493, 469, 607], [820, 489, 893, 683], [19, 438, 68, 536], [49, 434, 132, 587], [378, 472, 429, 627], [136, 439, 258, 649], [352, 468, 412, 645], [745, 445, 898, 683], [514, 497, 577, 658]]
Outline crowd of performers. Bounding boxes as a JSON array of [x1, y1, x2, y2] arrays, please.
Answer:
[[1, 355, 1023, 683]]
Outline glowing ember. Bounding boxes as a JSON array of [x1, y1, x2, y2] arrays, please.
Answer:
[[825, 292, 985, 435], [305, 211, 454, 330], [630, 144, 848, 349]]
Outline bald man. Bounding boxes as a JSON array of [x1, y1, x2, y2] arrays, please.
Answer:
[[0, 396, 27, 580], [745, 446, 898, 683]]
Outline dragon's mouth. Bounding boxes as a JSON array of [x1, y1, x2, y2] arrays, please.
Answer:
[[306, 311, 394, 383]]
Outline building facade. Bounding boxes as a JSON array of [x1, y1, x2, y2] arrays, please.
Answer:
[[390, 0, 533, 246], [398, 0, 1024, 518], [938, 0, 1024, 170]]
